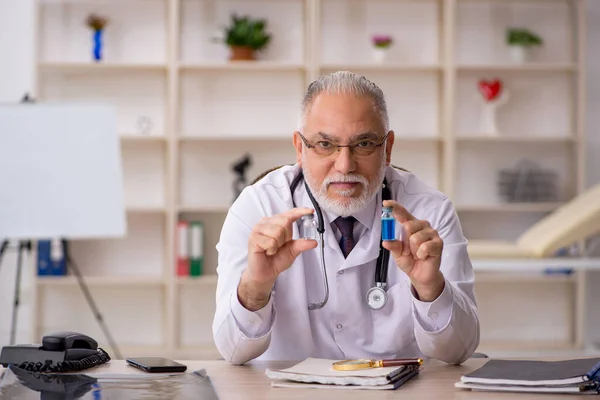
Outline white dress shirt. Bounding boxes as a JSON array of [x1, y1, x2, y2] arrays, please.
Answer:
[[212, 164, 480, 365]]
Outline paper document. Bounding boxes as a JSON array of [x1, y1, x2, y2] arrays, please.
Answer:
[[265, 357, 419, 390]]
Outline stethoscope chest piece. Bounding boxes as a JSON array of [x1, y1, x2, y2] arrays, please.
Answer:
[[366, 283, 388, 310]]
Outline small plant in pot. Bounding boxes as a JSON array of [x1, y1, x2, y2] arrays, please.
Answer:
[[221, 14, 271, 61], [371, 34, 393, 64], [506, 28, 542, 63]]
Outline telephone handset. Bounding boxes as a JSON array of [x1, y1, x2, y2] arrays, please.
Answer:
[[0, 331, 111, 373]]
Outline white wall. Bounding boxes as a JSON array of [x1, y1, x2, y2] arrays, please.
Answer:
[[584, 0, 600, 348], [587, 1, 600, 189], [0, 0, 36, 345], [0, 0, 599, 351]]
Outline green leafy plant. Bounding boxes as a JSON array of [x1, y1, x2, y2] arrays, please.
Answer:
[[223, 14, 271, 50], [506, 28, 543, 47]]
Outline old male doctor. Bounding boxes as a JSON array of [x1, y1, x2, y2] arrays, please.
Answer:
[[212, 71, 479, 365]]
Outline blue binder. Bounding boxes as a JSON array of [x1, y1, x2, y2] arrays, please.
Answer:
[[37, 240, 67, 276]]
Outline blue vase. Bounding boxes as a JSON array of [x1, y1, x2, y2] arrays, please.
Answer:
[[93, 29, 103, 62]]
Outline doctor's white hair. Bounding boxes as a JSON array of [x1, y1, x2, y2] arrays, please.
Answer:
[[297, 71, 390, 133]]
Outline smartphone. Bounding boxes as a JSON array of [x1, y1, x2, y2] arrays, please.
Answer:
[[126, 357, 187, 373]]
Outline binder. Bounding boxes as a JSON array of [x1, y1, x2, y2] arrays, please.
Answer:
[[36, 240, 52, 276], [189, 221, 204, 277], [37, 239, 67, 276], [176, 221, 189, 276], [49, 239, 67, 276], [456, 357, 600, 394]]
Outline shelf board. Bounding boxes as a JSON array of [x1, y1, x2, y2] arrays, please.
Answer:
[[457, 63, 576, 72], [126, 205, 167, 213], [179, 134, 292, 142], [121, 135, 168, 143], [179, 134, 440, 142], [178, 205, 230, 213], [456, 202, 563, 212], [459, 0, 570, 3], [176, 275, 218, 285], [477, 340, 576, 352], [41, 0, 164, 4], [36, 275, 166, 287], [472, 258, 600, 272], [455, 135, 576, 143], [179, 61, 306, 72], [475, 271, 576, 283], [39, 62, 168, 72], [320, 63, 441, 72]]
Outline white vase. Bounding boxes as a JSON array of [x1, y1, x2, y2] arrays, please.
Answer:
[[479, 91, 510, 136], [480, 102, 500, 136], [509, 46, 529, 64], [372, 48, 387, 64]]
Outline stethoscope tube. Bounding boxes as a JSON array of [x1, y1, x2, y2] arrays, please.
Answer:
[[291, 171, 391, 311]]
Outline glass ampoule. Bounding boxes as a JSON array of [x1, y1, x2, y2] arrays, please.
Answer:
[[300, 214, 317, 240], [381, 206, 395, 241]]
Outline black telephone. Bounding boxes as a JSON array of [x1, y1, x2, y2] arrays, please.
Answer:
[[0, 331, 111, 373]]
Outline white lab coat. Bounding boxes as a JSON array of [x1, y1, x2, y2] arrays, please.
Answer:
[[212, 164, 479, 365]]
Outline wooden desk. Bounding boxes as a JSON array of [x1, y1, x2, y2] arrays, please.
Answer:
[[29, 358, 571, 399]]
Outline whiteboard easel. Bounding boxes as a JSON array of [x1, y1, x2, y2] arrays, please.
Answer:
[[0, 102, 126, 240]]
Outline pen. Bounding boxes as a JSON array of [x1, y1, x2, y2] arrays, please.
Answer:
[[372, 358, 424, 368]]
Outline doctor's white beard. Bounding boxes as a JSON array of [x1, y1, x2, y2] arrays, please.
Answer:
[[302, 153, 387, 217]]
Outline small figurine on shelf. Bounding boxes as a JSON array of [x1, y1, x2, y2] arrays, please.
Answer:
[[86, 14, 108, 62], [231, 153, 252, 203], [506, 28, 543, 64], [371, 35, 393, 64], [213, 14, 271, 61], [476, 78, 510, 136], [136, 116, 154, 136]]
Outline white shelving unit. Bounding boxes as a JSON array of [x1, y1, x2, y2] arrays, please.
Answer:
[[31, 0, 587, 359]]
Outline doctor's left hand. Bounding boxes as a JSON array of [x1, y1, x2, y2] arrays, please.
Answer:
[[381, 200, 445, 302]]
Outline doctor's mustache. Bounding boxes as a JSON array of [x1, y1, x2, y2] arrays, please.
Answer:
[[323, 174, 369, 186]]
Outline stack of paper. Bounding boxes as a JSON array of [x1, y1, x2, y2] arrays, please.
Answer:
[[265, 358, 419, 390], [456, 357, 600, 395]]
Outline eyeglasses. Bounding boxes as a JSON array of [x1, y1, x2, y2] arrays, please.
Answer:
[[299, 132, 390, 158]]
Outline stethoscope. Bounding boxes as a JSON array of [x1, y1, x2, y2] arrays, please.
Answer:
[[290, 171, 392, 311]]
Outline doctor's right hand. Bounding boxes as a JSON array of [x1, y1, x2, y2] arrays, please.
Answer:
[[238, 208, 317, 311]]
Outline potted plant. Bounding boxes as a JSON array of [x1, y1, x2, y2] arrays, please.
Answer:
[[506, 28, 542, 63], [86, 14, 108, 62], [371, 35, 393, 64], [219, 14, 271, 61]]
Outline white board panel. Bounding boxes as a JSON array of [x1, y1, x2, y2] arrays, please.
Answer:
[[0, 103, 126, 239]]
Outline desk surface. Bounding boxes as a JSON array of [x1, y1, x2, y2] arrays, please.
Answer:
[[26, 358, 574, 399]]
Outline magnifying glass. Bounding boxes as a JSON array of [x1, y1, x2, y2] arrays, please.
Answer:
[[332, 358, 423, 371]]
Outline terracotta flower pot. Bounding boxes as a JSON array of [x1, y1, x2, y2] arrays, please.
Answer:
[[229, 46, 255, 61]]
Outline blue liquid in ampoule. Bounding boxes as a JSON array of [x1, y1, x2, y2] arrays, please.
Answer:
[[381, 206, 395, 241]]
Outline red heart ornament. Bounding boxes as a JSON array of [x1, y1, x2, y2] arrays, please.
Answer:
[[478, 79, 502, 101]]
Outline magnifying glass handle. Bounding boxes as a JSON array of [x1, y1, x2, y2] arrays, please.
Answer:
[[378, 358, 423, 367]]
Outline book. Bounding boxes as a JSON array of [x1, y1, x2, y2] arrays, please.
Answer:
[[176, 221, 189, 276], [265, 358, 420, 390], [189, 221, 204, 277], [456, 358, 600, 395]]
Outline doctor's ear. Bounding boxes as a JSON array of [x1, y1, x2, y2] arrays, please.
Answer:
[[385, 130, 395, 165], [293, 131, 303, 165]]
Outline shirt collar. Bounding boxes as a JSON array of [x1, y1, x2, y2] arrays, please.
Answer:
[[322, 189, 379, 232]]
